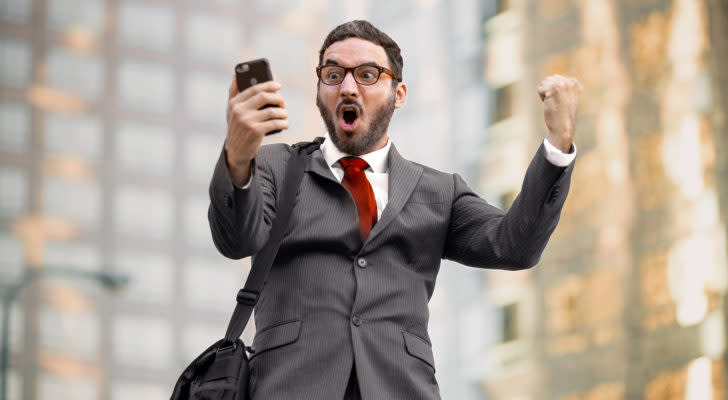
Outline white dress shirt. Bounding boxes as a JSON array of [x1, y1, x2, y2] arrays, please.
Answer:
[[320, 134, 391, 219], [240, 134, 577, 219]]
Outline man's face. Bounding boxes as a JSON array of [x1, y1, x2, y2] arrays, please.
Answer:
[[316, 37, 407, 155]]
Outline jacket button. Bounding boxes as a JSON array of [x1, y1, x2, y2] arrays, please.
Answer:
[[225, 194, 234, 208], [352, 316, 362, 326], [357, 258, 367, 268]]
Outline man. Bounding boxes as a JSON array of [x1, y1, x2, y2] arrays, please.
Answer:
[[209, 20, 580, 400]]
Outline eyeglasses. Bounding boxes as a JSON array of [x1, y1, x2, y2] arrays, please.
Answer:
[[316, 64, 400, 85]]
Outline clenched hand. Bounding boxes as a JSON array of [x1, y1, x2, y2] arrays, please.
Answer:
[[537, 75, 582, 153]]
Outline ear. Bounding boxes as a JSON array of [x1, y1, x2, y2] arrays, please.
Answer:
[[394, 81, 407, 109]]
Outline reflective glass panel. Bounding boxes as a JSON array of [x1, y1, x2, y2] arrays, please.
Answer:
[[0, 101, 29, 152], [117, 60, 174, 113], [0, 38, 31, 88], [47, 47, 104, 100], [44, 112, 103, 161], [114, 184, 173, 239], [43, 176, 101, 229], [118, 1, 175, 51], [112, 315, 173, 368], [0, 167, 28, 217], [115, 122, 174, 175]]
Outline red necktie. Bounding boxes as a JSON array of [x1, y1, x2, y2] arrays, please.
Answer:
[[339, 157, 377, 241]]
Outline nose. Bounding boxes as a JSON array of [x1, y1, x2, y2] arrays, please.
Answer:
[[339, 71, 359, 98]]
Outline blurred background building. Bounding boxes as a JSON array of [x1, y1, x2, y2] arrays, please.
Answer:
[[0, 0, 726, 399]]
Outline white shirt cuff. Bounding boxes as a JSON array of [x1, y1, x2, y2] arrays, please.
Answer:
[[232, 161, 255, 190], [543, 137, 576, 167], [236, 174, 253, 190]]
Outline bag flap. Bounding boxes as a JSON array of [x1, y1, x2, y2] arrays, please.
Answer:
[[402, 330, 435, 370], [250, 319, 302, 357]]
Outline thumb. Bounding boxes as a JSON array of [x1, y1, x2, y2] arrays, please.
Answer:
[[228, 75, 238, 100]]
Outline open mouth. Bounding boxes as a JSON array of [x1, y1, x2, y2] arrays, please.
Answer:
[[339, 105, 360, 131], [343, 109, 357, 124]]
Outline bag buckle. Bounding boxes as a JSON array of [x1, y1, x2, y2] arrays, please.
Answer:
[[216, 341, 237, 354], [236, 289, 259, 305]]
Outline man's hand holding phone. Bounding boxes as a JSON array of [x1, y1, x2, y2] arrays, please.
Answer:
[[225, 64, 288, 187]]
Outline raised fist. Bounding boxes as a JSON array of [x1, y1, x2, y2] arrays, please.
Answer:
[[537, 75, 582, 153]]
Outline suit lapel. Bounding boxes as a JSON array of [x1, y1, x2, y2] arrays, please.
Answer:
[[304, 148, 338, 183], [367, 144, 423, 243]]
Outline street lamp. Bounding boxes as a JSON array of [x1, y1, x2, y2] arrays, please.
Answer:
[[0, 266, 129, 400]]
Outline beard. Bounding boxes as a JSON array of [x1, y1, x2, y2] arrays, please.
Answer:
[[316, 90, 396, 156]]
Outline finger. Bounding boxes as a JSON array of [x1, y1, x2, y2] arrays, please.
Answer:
[[255, 118, 289, 134], [247, 91, 286, 111], [537, 85, 552, 101], [259, 106, 288, 121], [571, 78, 583, 91], [232, 81, 282, 104], [229, 75, 238, 100], [236, 105, 288, 124]]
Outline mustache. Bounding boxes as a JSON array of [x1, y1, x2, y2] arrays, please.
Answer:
[[336, 99, 363, 115]]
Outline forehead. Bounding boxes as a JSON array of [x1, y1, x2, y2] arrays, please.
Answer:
[[322, 37, 389, 67]]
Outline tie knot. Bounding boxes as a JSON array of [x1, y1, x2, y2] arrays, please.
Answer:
[[338, 157, 369, 172]]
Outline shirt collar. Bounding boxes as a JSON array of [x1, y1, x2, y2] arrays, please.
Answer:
[[321, 133, 391, 173]]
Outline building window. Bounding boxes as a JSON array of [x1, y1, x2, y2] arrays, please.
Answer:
[[39, 374, 97, 400], [0, 0, 33, 23], [44, 240, 101, 271], [115, 122, 174, 175], [44, 112, 103, 161], [184, 257, 245, 310], [185, 72, 227, 123], [40, 305, 100, 361], [43, 177, 102, 230], [252, 27, 307, 78], [114, 184, 174, 240], [47, 47, 104, 101], [0, 101, 30, 152], [0, 38, 31, 88], [492, 83, 514, 123], [47, 0, 106, 34], [500, 302, 520, 343], [183, 195, 212, 246], [186, 12, 243, 63], [0, 233, 23, 282], [112, 315, 173, 369], [117, 60, 174, 113], [113, 249, 173, 304], [0, 167, 28, 218], [117, 1, 175, 52], [184, 132, 221, 183]]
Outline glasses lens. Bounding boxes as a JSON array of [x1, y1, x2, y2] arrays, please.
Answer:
[[354, 66, 380, 85], [321, 66, 345, 84]]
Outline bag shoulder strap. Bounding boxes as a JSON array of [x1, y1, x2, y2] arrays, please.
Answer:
[[223, 136, 324, 343]]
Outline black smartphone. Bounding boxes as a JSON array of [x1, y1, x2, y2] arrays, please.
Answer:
[[235, 58, 281, 135]]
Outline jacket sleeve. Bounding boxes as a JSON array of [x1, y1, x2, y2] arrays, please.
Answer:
[[443, 143, 574, 270], [207, 144, 285, 259]]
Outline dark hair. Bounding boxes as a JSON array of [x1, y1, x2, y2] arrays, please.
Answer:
[[318, 20, 403, 84]]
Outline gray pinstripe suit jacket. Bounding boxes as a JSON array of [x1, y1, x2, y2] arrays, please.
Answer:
[[208, 139, 574, 399]]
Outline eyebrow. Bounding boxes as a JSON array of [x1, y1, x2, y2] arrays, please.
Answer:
[[324, 59, 381, 68]]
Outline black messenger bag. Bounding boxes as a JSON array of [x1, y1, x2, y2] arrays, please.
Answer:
[[170, 138, 324, 400]]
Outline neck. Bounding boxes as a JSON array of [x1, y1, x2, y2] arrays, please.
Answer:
[[360, 133, 389, 155]]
